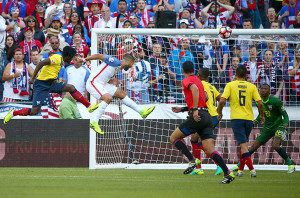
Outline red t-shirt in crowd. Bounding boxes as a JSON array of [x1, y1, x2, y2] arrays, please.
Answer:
[[182, 75, 207, 111], [18, 40, 43, 51]]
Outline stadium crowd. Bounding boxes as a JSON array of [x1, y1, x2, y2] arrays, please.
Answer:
[[0, 0, 300, 119]]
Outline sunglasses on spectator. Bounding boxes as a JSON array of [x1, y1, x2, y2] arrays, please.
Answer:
[[129, 16, 137, 19], [28, 20, 36, 23], [72, 14, 78, 17], [64, 6, 72, 9], [51, 41, 59, 45], [36, 5, 44, 8], [125, 42, 133, 45]]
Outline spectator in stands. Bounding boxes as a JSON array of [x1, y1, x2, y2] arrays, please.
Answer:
[[179, 8, 202, 29], [231, 45, 248, 65], [178, 19, 189, 29], [47, 16, 70, 43], [129, 12, 144, 28], [237, 19, 253, 59], [63, 12, 86, 36], [40, 33, 69, 57], [182, 0, 207, 20], [174, 0, 189, 14], [153, 0, 175, 13], [228, 0, 243, 29], [2, 48, 33, 102], [3, 35, 18, 67], [261, 7, 282, 29], [201, 2, 235, 29], [288, 44, 300, 103], [60, 2, 73, 26], [149, 42, 163, 70], [228, 56, 240, 81], [29, 48, 40, 72], [42, 36, 62, 59], [94, 6, 117, 28], [241, 0, 262, 29], [18, 28, 43, 63], [110, 0, 131, 13], [189, 36, 208, 73], [168, 38, 195, 102], [68, 23, 91, 46], [244, 45, 263, 84], [2, 0, 31, 19], [275, 37, 294, 68], [6, 6, 26, 42], [111, 0, 130, 27], [149, 52, 175, 103], [84, 0, 103, 37], [60, 53, 90, 119], [32, 2, 46, 30], [260, 49, 284, 98], [45, 0, 65, 21], [136, 0, 155, 28], [291, 10, 300, 28], [279, 0, 300, 29], [127, 47, 151, 104], [270, 20, 282, 29], [122, 20, 132, 28], [72, 32, 90, 58], [18, 16, 45, 45]]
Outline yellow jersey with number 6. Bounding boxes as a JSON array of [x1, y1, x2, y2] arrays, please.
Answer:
[[37, 54, 64, 81], [221, 80, 261, 121], [202, 81, 220, 117]]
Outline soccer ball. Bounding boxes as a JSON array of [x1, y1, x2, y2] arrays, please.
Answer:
[[219, 26, 232, 39]]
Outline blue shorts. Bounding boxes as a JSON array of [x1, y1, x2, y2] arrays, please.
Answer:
[[231, 119, 253, 145], [32, 79, 67, 107], [212, 116, 219, 129]]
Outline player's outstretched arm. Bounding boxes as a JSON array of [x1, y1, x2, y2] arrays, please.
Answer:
[[257, 100, 265, 124], [217, 97, 226, 120], [79, 54, 106, 63], [30, 58, 50, 84]]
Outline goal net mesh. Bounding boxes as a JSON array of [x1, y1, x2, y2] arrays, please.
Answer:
[[90, 29, 300, 169]]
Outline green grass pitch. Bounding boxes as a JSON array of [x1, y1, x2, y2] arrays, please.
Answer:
[[0, 168, 299, 198]]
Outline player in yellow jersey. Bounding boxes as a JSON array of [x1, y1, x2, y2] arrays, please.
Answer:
[[4, 46, 99, 123], [217, 66, 265, 177], [188, 68, 221, 175]]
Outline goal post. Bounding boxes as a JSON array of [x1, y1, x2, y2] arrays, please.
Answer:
[[89, 28, 300, 170]]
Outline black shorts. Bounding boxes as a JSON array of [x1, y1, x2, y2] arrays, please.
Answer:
[[179, 110, 213, 140]]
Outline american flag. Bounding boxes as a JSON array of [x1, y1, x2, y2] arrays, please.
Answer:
[[41, 93, 62, 119]]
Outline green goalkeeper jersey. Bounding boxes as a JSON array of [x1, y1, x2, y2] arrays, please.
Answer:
[[255, 96, 289, 130]]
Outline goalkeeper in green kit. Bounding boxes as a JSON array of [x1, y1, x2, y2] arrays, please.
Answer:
[[232, 84, 295, 176]]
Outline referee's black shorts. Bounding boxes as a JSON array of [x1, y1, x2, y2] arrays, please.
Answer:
[[178, 110, 214, 140]]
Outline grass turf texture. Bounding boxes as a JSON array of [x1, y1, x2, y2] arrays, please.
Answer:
[[0, 168, 299, 198]]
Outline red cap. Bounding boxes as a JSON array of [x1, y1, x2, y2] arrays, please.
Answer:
[[24, 27, 33, 33], [87, 0, 106, 11], [14, 48, 23, 54]]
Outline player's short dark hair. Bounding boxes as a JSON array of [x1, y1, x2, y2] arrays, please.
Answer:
[[62, 46, 77, 58], [198, 68, 209, 80], [236, 66, 247, 78], [261, 84, 270, 89], [182, 61, 194, 73], [123, 53, 135, 62]]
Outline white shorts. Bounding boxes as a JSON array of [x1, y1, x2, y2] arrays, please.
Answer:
[[86, 80, 118, 99]]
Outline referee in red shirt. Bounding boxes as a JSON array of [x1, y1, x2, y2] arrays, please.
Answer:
[[170, 61, 235, 184]]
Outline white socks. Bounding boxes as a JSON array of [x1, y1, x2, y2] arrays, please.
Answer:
[[122, 96, 142, 113], [91, 101, 109, 123]]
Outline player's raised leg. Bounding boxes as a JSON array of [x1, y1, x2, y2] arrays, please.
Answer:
[[113, 88, 155, 119]]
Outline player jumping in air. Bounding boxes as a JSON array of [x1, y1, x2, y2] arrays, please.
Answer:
[[170, 61, 235, 184], [78, 53, 155, 134], [231, 84, 295, 175], [217, 66, 265, 178], [4, 46, 99, 123], [188, 68, 221, 175]]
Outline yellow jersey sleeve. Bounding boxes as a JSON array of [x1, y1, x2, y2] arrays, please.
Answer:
[[252, 84, 262, 102], [37, 54, 63, 81], [202, 81, 218, 117]]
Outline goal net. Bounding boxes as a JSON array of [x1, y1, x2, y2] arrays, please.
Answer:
[[89, 28, 300, 170]]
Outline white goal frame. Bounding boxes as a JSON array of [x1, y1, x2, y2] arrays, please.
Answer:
[[89, 28, 300, 170]]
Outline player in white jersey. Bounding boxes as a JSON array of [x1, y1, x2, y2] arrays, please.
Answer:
[[78, 53, 155, 134]]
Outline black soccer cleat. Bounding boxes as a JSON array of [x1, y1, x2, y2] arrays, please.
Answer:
[[184, 158, 201, 175], [220, 172, 235, 184]]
